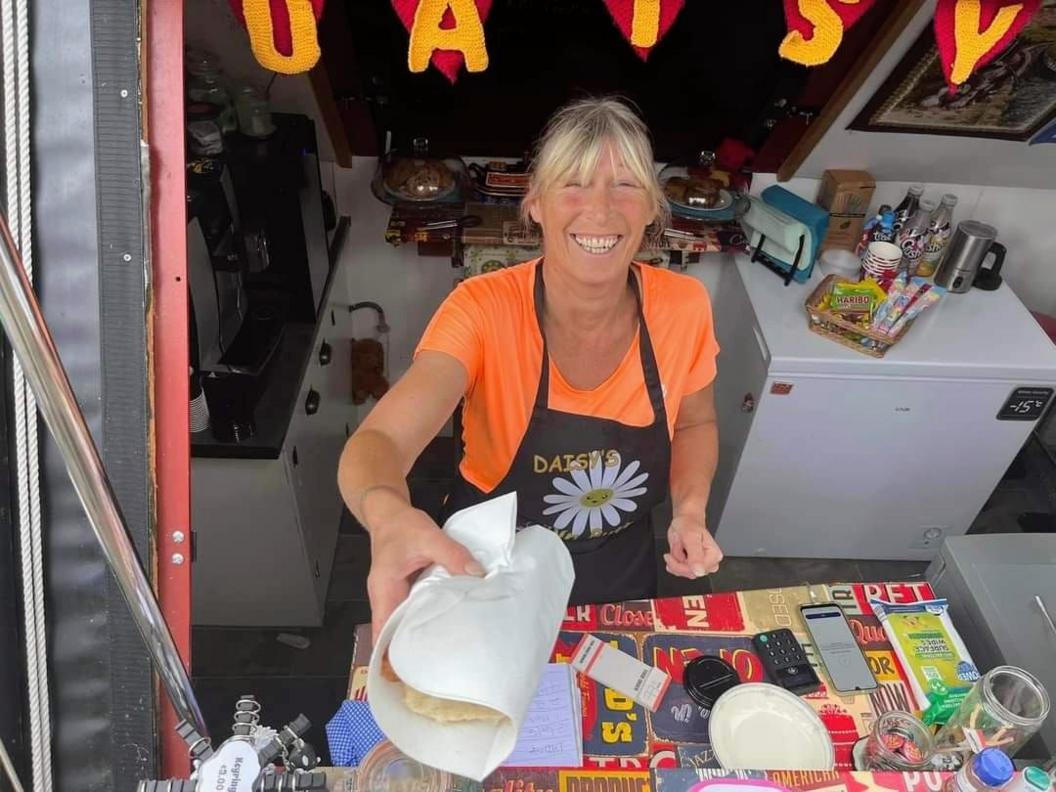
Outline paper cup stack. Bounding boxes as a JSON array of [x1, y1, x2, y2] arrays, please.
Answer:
[[860, 241, 902, 281]]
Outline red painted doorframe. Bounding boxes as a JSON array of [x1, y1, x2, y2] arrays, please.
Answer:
[[146, 0, 192, 778]]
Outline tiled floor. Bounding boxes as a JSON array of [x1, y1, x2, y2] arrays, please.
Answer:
[[191, 432, 1052, 762]]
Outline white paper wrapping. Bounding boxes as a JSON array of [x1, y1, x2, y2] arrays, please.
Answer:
[[366, 492, 575, 781]]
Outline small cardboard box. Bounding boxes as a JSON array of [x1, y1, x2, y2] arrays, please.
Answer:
[[816, 170, 875, 251]]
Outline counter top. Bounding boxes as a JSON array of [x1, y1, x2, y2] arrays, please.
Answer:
[[347, 580, 940, 774], [686, 253, 1056, 382]]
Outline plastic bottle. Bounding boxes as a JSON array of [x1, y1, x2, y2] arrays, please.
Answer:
[[871, 207, 896, 244], [919, 193, 959, 278], [897, 198, 937, 277], [943, 748, 1015, 792], [855, 205, 894, 256], [1005, 768, 1054, 792], [893, 184, 924, 233]]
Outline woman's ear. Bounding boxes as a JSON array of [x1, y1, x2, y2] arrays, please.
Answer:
[[526, 195, 542, 225]]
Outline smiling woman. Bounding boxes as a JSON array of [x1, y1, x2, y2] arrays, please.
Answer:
[[338, 97, 723, 641], [520, 98, 670, 254]]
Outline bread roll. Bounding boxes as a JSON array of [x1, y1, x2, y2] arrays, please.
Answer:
[[403, 686, 505, 723], [381, 653, 504, 723]]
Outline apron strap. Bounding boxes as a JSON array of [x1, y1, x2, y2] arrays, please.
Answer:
[[532, 262, 668, 425]]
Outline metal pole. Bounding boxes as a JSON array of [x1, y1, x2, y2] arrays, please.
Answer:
[[0, 214, 208, 741]]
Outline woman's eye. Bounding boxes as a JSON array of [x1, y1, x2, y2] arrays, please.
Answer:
[[616, 180, 640, 188]]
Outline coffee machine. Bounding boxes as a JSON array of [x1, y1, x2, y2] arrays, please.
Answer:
[[186, 115, 334, 445]]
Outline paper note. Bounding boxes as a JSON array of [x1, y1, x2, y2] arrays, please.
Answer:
[[502, 663, 582, 768]]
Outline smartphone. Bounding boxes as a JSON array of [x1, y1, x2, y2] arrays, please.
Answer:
[[799, 602, 877, 694]]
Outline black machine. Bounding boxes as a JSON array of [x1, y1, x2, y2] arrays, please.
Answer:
[[752, 628, 822, 696], [186, 114, 334, 446]]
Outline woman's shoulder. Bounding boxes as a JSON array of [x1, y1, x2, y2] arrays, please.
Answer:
[[453, 258, 537, 309], [638, 263, 713, 313]]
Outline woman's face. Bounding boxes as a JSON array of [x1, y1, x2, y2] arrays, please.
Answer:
[[529, 142, 654, 287]]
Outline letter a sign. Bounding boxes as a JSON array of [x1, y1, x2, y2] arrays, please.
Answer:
[[391, 0, 493, 83]]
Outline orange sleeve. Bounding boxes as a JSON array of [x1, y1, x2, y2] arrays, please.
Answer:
[[682, 279, 720, 395], [415, 283, 485, 392]]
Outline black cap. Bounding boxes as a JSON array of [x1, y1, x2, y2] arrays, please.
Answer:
[[683, 655, 740, 709]]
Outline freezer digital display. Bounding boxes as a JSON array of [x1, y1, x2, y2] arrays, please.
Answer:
[[997, 387, 1054, 421]]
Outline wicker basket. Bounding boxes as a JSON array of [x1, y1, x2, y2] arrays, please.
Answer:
[[804, 274, 912, 358]]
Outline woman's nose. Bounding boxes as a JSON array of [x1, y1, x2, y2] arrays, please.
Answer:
[[584, 182, 613, 219]]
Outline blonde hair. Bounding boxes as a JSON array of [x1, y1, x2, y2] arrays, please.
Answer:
[[521, 97, 669, 243]]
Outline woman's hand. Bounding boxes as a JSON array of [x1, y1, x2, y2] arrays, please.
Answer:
[[663, 514, 723, 579], [365, 490, 485, 645]]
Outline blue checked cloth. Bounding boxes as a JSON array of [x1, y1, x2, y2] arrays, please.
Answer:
[[326, 700, 387, 766]]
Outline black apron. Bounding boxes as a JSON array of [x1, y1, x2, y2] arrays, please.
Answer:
[[443, 262, 672, 606]]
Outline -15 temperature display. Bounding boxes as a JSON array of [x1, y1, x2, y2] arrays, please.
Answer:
[[997, 387, 1054, 421]]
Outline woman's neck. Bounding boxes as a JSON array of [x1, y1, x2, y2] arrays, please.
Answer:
[[540, 261, 636, 335]]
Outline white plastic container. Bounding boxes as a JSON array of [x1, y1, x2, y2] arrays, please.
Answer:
[[1006, 768, 1053, 792], [820, 249, 861, 281]]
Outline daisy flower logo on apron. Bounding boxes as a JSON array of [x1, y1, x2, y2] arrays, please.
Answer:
[[542, 456, 649, 539]]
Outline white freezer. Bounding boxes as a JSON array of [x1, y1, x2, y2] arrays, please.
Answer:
[[687, 253, 1056, 560]]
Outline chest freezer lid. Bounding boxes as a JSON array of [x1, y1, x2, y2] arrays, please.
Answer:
[[732, 254, 1056, 381]]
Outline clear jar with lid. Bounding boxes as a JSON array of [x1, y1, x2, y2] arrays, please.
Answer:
[[943, 748, 1015, 792], [859, 711, 934, 770], [185, 48, 236, 133], [935, 666, 1051, 765], [233, 85, 275, 139]]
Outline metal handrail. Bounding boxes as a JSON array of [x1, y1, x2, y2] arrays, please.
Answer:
[[0, 213, 207, 740]]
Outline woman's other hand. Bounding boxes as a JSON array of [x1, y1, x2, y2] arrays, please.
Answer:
[[363, 486, 485, 645], [663, 514, 723, 579]]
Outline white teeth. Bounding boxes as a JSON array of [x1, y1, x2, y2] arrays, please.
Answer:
[[573, 234, 619, 254]]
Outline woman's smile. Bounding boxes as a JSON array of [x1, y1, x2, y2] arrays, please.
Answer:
[[570, 233, 623, 255]]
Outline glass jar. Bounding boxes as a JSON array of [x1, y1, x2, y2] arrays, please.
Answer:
[[860, 711, 935, 771], [934, 666, 1051, 765], [185, 48, 236, 133], [234, 85, 275, 139], [356, 740, 451, 792]]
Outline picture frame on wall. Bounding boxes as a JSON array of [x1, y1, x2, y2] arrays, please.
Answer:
[[850, 5, 1056, 141]]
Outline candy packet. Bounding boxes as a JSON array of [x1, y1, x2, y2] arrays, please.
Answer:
[[870, 598, 980, 726], [870, 272, 908, 330], [830, 278, 886, 320], [875, 276, 929, 334], [884, 286, 945, 338]]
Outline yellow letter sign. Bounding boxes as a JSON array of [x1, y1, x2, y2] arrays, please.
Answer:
[[408, 0, 489, 74]]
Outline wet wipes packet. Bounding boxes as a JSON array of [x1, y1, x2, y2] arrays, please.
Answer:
[[871, 598, 980, 725]]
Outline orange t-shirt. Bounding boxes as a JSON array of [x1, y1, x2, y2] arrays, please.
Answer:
[[416, 259, 719, 493]]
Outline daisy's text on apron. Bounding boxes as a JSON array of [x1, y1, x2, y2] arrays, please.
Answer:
[[533, 449, 621, 474]]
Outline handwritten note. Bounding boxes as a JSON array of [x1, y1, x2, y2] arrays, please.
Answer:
[[502, 663, 582, 768]]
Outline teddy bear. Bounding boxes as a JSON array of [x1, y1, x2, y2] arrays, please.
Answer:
[[350, 338, 389, 405]]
